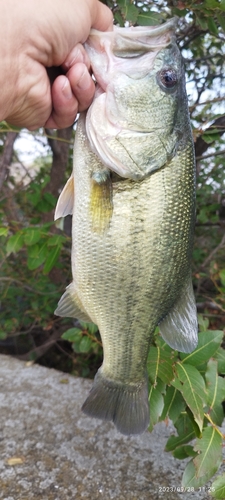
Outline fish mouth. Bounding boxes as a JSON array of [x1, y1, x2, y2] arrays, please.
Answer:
[[85, 18, 177, 91], [85, 19, 178, 181]]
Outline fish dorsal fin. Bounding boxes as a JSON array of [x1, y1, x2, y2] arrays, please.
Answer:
[[55, 282, 92, 322], [54, 175, 74, 220], [159, 274, 198, 353]]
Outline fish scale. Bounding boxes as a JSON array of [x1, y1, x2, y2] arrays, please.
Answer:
[[55, 20, 198, 435]]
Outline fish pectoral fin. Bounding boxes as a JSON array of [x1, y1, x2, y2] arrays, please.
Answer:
[[54, 175, 74, 220], [159, 274, 198, 354], [54, 283, 92, 322], [82, 369, 149, 436], [90, 170, 113, 233]]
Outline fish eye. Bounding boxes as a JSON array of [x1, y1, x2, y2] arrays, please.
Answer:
[[157, 68, 178, 91]]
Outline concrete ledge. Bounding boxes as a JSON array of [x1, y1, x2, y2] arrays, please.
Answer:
[[0, 355, 208, 499]]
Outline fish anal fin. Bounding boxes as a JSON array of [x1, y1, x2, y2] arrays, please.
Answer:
[[54, 175, 74, 220], [82, 369, 149, 435], [159, 274, 198, 353], [55, 282, 92, 322]]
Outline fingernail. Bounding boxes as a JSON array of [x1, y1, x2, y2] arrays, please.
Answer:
[[77, 68, 91, 91], [62, 78, 73, 99]]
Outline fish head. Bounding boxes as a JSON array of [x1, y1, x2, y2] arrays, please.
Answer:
[[85, 20, 190, 180]]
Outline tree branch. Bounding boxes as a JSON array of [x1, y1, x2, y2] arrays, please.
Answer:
[[194, 115, 225, 175], [44, 126, 73, 199], [0, 131, 18, 190], [200, 233, 225, 269], [196, 149, 225, 161]]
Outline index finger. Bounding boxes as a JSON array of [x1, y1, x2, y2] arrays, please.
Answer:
[[62, 44, 91, 72]]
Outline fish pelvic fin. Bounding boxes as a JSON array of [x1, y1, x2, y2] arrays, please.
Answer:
[[90, 170, 113, 233], [159, 273, 198, 353], [82, 369, 149, 436], [54, 175, 74, 220], [54, 282, 92, 322]]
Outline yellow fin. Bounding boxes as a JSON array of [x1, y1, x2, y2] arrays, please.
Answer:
[[90, 175, 113, 232], [54, 175, 74, 220]]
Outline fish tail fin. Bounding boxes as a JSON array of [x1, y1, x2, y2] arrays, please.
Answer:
[[82, 370, 149, 435]]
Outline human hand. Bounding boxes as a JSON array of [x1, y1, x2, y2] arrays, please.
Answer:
[[0, 0, 113, 130]]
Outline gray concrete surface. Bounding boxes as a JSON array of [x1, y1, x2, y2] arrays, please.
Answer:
[[0, 354, 214, 500]]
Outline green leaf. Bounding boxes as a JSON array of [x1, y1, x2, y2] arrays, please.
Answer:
[[26, 189, 40, 207], [180, 330, 224, 367], [87, 323, 99, 335], [205, 0, 223, 9], [217, 13, 225, 32], [182, 459, 213, 489], [171, 363, 205, 431], [79, 336, 92, 353], [195, 13, 208, 30], [155, 335, 178, 355], [23, 228, 42, 246], [27, 242, 48, 270], [207, 16, 218, 35], [117, 0, 138, 24], [61, 327, 82, 342], [137, 10, 162, 26], [205, 359, 225, 404], [37, 192, 56, 213], [219, 269, 225, 286], [147, 346, 174, 385], [165, 413, 196, 452], [202, 130, 221, 143], [207, 402, 224, 428], [186, 406, 202, 439], [79, 321, 93, 330], [214, 347, 225, 374], [114, 10, 124, 27], [0, 227, 8, 237], [205, 359, 225, 426], [43, 245, 61, 273], [211, 474, 225, 499], [47, 234, 65, 247], [198, 207, 209, 224], [173, 445, 196, 460], [125, 4, 139, 23], [193, 426, 222, 479], [27, 243, 40, 258], [148, 384, 164, 432], [160, 386, 185, 424], [72, 341, 82, 353], [148, 346, 160, 385], [198, 314, 209, 331], [43, 192, 56, 207], [172, 7, 189, 18], [6, 232, 24, 255]]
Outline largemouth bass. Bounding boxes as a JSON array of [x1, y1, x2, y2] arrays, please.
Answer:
[[54, 19, 198, 435]]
